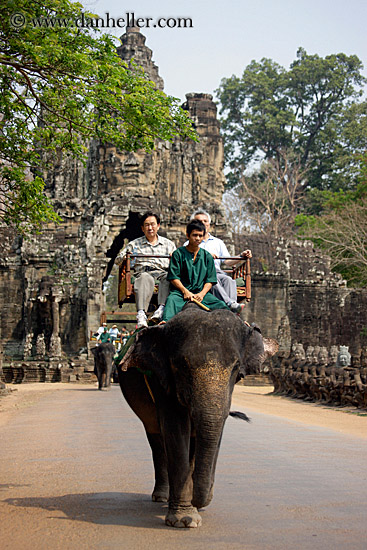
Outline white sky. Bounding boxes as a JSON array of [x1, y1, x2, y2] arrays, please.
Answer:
[[86, 0, 367, 103]]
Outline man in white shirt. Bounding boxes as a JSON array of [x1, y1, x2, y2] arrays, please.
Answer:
[[115, 211, 176, 328], [109, 325, 119, 343], [190, 209, 252, 314]]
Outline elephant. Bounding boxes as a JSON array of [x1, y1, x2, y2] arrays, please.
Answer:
[[117, 304, 277, 528], [91, 343, 116, 390]]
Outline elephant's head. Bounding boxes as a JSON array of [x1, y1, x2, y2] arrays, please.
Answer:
[[120, 308, 277, 388]]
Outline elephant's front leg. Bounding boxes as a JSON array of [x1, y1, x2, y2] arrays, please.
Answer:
[[119, 369, 169, 502], [159, 404, 201, 528], [97, 370, 105, 390], [146, 432, 169, 502]]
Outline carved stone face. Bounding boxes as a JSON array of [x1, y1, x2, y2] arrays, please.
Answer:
[[312, 346, 321, 364], [305, 346, 314, 362], [337, 353, 349, 366], [336, 346, 351, 367], [329, 346, 339, 364], [360, 347, 367, 367], [292, 344, 305, 361], [318, 347, 328, 365]]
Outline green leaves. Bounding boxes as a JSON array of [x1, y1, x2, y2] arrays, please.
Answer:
[[218, 49, 367, 285], [216, 49, 366, 193], [0, 0, 196, 234], [295, 153, 367, 286]]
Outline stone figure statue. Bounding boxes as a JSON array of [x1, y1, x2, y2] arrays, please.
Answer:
[[23, 332, 33, 359], [311, 346, 321, 364], [318, 347, 329, 366], [36, 277, 64, 358], [36, 333, 46, 357], [360, 347, 367, 367], [49, 333, 62, 357], [277, 316, 291, 354], [328, 346, 339, 366], [336, 345, 351, 368], [305, 346, 314, 364], [291, 343, 305, 361]]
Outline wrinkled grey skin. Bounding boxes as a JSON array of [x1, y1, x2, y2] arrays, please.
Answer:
[[119, 305, 276, 528], [91, 343, 115, 390]]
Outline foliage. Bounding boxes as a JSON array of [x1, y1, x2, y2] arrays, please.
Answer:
[[104, 269, 119, 310], [217, 49, 367, 241], [296, 199, 367, 286], [296, 154, 367, 286], [224, 148, 307, 237], [217, 48, 366, 195], [0, 0, 196, 234]]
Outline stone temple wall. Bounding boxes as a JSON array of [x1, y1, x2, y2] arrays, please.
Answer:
[[235, 234, 367, 356]]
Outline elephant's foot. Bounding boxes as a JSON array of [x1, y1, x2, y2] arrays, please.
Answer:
[[152, 484, 169, 502], [165, 506, 202, 528]]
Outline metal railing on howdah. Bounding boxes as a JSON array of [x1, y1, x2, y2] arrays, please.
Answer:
[[117, 252, 251, 306]]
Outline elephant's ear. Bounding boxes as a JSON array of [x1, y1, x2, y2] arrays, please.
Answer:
[[91, 347, 98, 357], [119, 326, 170, 391]]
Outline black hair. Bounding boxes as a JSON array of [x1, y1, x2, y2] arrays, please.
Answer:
[[140, 211, 161, 225], [186, 219, 205, 236]]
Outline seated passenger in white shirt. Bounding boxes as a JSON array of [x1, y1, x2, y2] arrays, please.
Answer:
[[189, 209, 252, 314]]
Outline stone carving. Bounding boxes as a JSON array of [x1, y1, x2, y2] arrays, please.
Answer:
[[291, 343, 305, 361], [336, 346, 351, 368], [49, 334, 62, 357], [360, 347, 367, 367], [305, 346, 314, 363], [36, 334, 46, 357], [34, 277, 64, 358], [270, 345, 367, 408], [276, 315, 291, 354], [49, 284, 63, 358], [311, 346, 321, 364], [328, 346, 339, 366], [23, 332, 33, 359], [318, 347, 329, 366], [116, 26, 164, 90]]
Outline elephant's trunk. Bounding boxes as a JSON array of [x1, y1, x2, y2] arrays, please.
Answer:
[[190, 366, 232, 509], [192, 412, 226, 508]]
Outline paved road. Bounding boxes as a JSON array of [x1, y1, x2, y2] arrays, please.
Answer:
[[0, 384, 366, 550]]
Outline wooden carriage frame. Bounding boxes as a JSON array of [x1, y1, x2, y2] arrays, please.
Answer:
[[117, 251, 251, 308]]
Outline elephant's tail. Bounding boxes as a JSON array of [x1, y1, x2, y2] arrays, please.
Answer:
[[229, 411, 251, 422]]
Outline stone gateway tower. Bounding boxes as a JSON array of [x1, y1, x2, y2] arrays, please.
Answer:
[[0, 27, 228, 363]]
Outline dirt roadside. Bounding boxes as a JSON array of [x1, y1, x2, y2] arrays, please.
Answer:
[[0, 382, 90, 428], [0, 382, 366, 439], [232, 385, 367, 439]]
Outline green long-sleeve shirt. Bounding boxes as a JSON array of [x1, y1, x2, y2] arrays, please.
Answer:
[[163, 246, 229, 322]]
